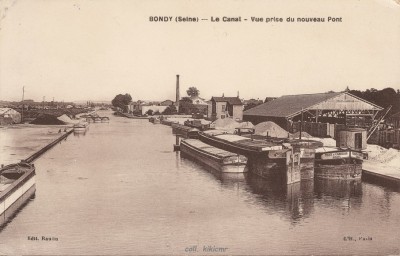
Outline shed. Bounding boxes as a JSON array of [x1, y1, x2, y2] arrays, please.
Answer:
[[0, 108, 21, 125], [243, 92, 383, 130], [336, 128, 367, 150]]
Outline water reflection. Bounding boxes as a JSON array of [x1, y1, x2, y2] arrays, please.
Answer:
[[314, 179, 363, 199], [180, 151, 246, 190], [314, 178, 363, 214], [73, 129, 88, 137], [244, 174, 314, 223]]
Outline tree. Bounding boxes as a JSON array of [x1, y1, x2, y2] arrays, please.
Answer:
[[162, 105, 177, 115], [349, 87, 400, 116], [111, 93, 132, 112], [186, 87, 200, 97]]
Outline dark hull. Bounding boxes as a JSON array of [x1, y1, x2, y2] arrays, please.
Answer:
[[172, 124, 199, 139], [315, 150, 363, 180]]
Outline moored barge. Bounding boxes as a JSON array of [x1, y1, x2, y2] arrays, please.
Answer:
[[314, 147, 364, 179], [180, 139, 247, 173], [0, 161, 36, 216], [243, 134, 321, 180], [198, 130, 301, 184], [172, 124, 200, 139]]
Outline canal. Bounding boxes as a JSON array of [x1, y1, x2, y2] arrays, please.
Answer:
[[0, 111, 399, 255]]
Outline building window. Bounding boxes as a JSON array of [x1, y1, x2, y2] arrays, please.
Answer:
[[221, 105, 225, 111], [221, 115, 225, 119]]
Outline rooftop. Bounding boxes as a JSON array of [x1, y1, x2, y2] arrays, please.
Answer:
[[244, 92, 383, 118]]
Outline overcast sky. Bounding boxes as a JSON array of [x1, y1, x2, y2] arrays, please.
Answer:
[[0, 0, 399, 102]]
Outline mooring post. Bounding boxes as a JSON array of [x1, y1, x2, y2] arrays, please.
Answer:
[[174, 135, 180, 151]]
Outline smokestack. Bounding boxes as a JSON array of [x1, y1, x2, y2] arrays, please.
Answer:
[[176, 74, 180, 112]]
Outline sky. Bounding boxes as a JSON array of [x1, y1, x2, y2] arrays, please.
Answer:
[[0, 0, 399, 102]]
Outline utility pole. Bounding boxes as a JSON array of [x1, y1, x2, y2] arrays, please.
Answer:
[[21, 86, 25, 123], [300, 108, 304, 140]]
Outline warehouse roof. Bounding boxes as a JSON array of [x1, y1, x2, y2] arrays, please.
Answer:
[[243, 92, 383, 118]]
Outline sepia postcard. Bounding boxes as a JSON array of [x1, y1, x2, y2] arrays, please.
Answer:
[[0, 0, 399, 255]]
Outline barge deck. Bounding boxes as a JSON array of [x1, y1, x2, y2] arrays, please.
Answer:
[[180, 139, 247, 173]]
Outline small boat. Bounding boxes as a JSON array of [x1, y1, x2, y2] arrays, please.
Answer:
[[314, 147, 363, 179], [180, 139, 247, 173], [73, 122, 89, 130]]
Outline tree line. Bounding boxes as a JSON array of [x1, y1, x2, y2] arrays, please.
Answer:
[[348, 87, 400, 116]]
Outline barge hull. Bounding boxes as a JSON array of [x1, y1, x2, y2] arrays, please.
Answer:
[[0, 169, 36, 216], [180, 140, 247, 173], [314, 150, 363, 180], [315, 163, 362, 180]]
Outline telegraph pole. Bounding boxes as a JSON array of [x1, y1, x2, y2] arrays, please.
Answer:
[[21, 86, 25, 123]]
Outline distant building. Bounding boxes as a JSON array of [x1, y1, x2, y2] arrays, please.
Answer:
[[211, 96, 243, 121], [128, 100, 147, 114], [141, 105, 168, 115], [160, 100, 174, 106], [0, 108, 21, 125], [179, 96, 210, 117]]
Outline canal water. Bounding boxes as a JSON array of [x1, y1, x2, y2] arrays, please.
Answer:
[[0, 111, 399, 255]]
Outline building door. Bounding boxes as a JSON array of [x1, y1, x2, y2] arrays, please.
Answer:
[[355, 133, 362, 149]]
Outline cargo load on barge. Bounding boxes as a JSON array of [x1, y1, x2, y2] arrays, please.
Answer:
[[180, 139, 247, 173]]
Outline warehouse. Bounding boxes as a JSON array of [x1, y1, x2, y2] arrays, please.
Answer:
[[243, 92, 383, 137]]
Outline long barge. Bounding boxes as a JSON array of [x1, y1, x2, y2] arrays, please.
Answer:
[[180, 139, 247, 173], [198, 130, 301, 184], [0, 162, 36, 217]]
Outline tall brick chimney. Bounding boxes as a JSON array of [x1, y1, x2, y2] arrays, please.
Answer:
[[175, 74, 180, 112]]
